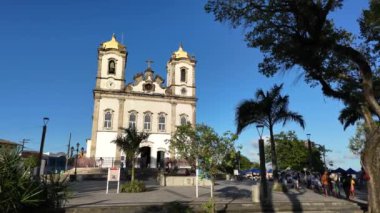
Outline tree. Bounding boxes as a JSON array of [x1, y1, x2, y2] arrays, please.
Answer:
[[218, 149, 237, 175], [235, 84, 305, 184], [205, 1, 380, 210], [264, 131, 324, 172], [348, 122, 367, 155], [112, 127, 149, 181], [239, 154, 259, 170], [170, 123, 237, 198]]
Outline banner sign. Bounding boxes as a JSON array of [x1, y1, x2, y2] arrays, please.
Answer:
[[106, 167, 120, 194]]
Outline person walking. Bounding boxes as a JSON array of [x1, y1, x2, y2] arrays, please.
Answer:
[[342, 174, 351, 199], [321, 171, 329, 196], [293, 172, 300, 190], [350, 177, 356, 199], [330, 172, 339, 197]]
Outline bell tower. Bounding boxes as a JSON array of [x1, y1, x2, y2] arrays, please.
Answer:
[[95, 34, 127, 91], [166, 44, 196, 97]]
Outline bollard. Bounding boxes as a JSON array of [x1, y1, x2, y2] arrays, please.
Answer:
[[252, 184, 260, 203]]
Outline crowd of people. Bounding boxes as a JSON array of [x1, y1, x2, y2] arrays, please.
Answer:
[[279, 169, 368, 200]]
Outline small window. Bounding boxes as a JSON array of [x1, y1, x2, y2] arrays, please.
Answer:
[[108, 60, 116, 75], [180, 68, 186, 82], [129, 113, 136, 129], [180, 115, 187, 126], [144, 113, 152, 131], [158, 114, 166, 132], [104, 111, 113, 129]]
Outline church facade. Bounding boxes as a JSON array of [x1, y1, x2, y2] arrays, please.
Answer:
[[86, 35, 197, 168]]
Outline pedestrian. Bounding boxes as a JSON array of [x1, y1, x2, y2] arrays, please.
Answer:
[[330, 172, 339, 197], [99, 157, 104, 168], [350, 177, 356, 199], [342, 174, 351, 199], [293, 172, 300, 190], [321, 171, 329, 196], [307, 172, 312, 188]]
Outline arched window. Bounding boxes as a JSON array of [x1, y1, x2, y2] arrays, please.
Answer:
[[180, 68, 186, 82], [158, 114, 166, 132], [108, 60, 116, 75], [129, 113, 136, 129], [104, 110, 113, 129], [180, 115, 187, 126], [144, 113, 152, 131]]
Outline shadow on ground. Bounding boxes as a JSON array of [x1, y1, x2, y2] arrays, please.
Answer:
[[139, 201, 194, 213]]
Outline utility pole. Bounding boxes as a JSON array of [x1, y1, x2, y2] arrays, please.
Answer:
[[20, 139, 30, 153]]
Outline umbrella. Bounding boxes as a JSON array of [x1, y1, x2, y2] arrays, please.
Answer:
[[332, 167, 346, 174], [250, 168, 260, 173], [346, 168, 357, 175]]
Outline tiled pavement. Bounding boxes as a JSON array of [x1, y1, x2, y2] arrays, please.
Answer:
[[66, 178, 367, 209]]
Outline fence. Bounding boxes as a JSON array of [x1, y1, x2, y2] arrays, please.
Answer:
[[68, 156, 191, 169], [67, 157, 116, 169]]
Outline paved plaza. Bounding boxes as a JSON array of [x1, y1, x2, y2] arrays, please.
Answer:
[[65, 178, 367, 212]]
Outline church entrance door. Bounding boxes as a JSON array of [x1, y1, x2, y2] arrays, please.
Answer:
[[156, 151, 165, 169], [139, 147, 151, 168]]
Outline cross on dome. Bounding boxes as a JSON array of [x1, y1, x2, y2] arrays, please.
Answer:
[[146, 59, 154, 69]]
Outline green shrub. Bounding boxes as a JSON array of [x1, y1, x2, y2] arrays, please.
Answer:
[[41, 174, 71, 208], [0, 148, 70, 213], [121, 180, 146, 193], [202, 198, 215, 213], [0, 148, 43, 213]]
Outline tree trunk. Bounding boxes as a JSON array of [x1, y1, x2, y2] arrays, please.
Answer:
[[269, 126, 279, 182], [210, 178, 214, 198], [131, 158, 135, 182], [362, 129, 380, 213]]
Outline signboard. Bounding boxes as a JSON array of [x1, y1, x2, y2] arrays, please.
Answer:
[[108, 168, 120, 182], [106, 168, 120, 194], [234, 169, 239, 176]]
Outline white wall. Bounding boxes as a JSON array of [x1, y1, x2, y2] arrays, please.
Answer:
[[95, 131, 118, 158]]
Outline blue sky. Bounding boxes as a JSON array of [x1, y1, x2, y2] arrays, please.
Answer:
[[0, 0, 368, 170]]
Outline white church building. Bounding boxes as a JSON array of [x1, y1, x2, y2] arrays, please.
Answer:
[[86, 35, 197, 168]]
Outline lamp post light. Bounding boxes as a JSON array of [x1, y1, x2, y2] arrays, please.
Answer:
[[37, 117, 49, 179], [256, 124, 268, 202], [81, 147, 84, 157], [307, 133, 312, 171]]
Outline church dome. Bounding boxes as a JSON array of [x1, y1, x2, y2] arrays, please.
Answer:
[[171, 44, 191, 60], [101, 34, 126, 51]]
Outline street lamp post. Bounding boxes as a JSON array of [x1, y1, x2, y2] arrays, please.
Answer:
[[73, 143, 80, 181], [37, 117, 49, 179], [307, 133, 312, 171], [256, 124, 268, 203]]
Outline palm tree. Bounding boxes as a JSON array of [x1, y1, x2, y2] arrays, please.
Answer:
[[235, 84, 305, 183], [112, 127, 149, 181]]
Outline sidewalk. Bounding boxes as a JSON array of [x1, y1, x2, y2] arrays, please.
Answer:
[[66, 179, 366, 212]]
